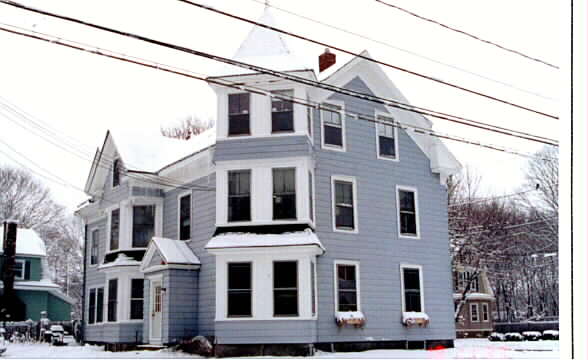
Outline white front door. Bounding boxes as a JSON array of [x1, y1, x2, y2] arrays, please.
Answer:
[[150, 279, 163, 343]]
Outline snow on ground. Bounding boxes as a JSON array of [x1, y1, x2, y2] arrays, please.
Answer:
[[0, 339, 559, 359]]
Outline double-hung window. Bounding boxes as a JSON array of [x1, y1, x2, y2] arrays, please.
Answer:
[[88, 289, 96, 324], [335, 262, 359, 312], [481, 303, 489, 322], [273, 261, 298, 316], [89, 288, 104, 324], [376, 115, 398, 160], [321, 103, 344, 149], [307, 96, 313, 138], [179, 194, 191, 240], [132, 205, 155, 248], [130, 279, 144, 320], [401, 266, 423, 312], [90, 229, 99, 265], [227, 263, 252, 317], [271, 90, 294, 133], [13, 259, 25, 280], [228, 170, 251, 222], [228, 93, 250, 136], [470, 303, 479, 322], [332, 177, 356, 231], [308, 172, 314, 222], [273, 168, 296, 220], [107, 279, 118, 322], [96, 288, 104, 323], [397, 187, 419, 238], [110, 209, 120, 251]]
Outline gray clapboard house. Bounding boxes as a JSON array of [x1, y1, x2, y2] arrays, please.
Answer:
[[76, 8, 461, 354]]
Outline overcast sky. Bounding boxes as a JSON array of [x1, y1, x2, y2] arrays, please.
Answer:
[[0, 0, 563, 211]]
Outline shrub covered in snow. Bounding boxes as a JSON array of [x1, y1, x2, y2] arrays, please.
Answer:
[[542, 330, 559, 340], [522, 331, 542, 341], [504, 332, 524, 341], [488, 332, 505, 341]]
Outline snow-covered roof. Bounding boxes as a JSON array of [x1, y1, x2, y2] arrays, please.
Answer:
[[98, 253, 141, 270], [212, 7, 312, 77], [109, 127, 216, 173], [206, 229, 325, 251], [151, 237, 200, 265], [453, 292, 495, 301], [0, 226, 46, 257], [0, 280, 75, 304]]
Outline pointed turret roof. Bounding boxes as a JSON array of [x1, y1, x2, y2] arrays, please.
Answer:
[[212, 7, 311, 77]]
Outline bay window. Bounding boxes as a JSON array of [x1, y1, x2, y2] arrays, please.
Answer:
[[132, 205, 155, 248], [228, 170, 251, 222], [107, 279, 118, 322], [273, 261, 298, 316], [271, 90, 294, 133], [272, 168, 296, 220], [227, 262, 252, 317], [130, 279, 144, 320], [228, 93, 250, 136]]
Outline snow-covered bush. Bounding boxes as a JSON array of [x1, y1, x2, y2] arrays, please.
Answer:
[[488, 332, 505, 341], [542, 330, 559, 340], [522, 331, 542, 341], [504, 332, 524, 341]]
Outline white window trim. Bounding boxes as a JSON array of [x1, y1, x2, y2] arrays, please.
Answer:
[[331, 175, 359, 234], [270, 89, 296, 134], [309, 168, 316, 229], [213, 247, 318, 321], [306, 95, 314, 144], [399, 264, 425, 313], [333, 260, 361, 313], [396, 185, 421, 239], [87, 287, 104, 326], [311, 259, 317, 318], [271, 167, 298, 221], [104, 268, 144, 324], [177, 190, 192, 241], [375, 111, 399, 162], [129, 277, 145, 321], [320, 101, 346, 152], [481, 303, 489, 322], [107, 207, 120, 253], [470, 303, 480, 323], [14, 259, 25, 280], [112, 158, 121, 189]]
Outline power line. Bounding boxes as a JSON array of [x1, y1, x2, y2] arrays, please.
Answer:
[[176, 0, 558, 120], [373, 0, 559, 70], [247, 0, 556, 102], [0, 4, 559, 146], [0, 23, 557, 162], [448, 187, 539, 208]]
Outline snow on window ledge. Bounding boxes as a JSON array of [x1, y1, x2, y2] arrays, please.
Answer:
[[402, 311, 429, 327], [335, 311, 366, 328]]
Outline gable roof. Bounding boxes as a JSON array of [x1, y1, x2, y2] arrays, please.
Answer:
[[318, 51, 461, 183], [140, 237, 201, 273], [84, 127, 216, 195], [0, 226, 46, 257]]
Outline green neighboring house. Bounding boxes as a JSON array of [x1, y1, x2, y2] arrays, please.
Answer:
[[0, 226, 74, 321]]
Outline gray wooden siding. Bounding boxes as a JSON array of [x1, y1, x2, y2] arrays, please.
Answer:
[[313, 76, 455, 342], [165, 269, 199, 344], [215, 320, 317, 344], [86, 322, 143, 344], [214, 135, 312, 162]]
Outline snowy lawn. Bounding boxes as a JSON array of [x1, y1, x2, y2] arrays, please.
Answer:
[[0, 339, 559, 359]]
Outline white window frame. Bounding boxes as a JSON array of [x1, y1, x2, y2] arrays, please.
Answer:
[[103, 268, 144, 324], [13, 259, 25, 280], [108, 207, 121, 252], [87, 286, 104, 325], [396, 185, 421, 239], [481, 303, 489, 322], [177, 190, 192, 241], [331, 175, 359, 234], [470, 303, 480, 323], [112, 158, 121, 188], [320, 101, 346, 152], [89, 227, 99, 267], [399, 264, 425, 313], [306, 95, 314, 144], [333, 260, 361, 313], [270, 89, 295, 134], [375, 111, 399, 161], [129, 278, 145, 321]]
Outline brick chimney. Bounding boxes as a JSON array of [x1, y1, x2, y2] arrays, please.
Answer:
[[319, 48, 336, 72]]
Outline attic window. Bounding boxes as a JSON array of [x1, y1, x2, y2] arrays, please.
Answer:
[[376, 115, 398, 160], [112, 159, 121, 187], [228, 93, 250, 136]]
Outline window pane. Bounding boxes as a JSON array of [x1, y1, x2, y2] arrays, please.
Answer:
[[110, 209, 119, 250], [229, 93, 250, 135], [274, 262, 297, 288], [228, 171, 251, 222], [379, 136, 396, 157], [273, 168, 296, 220], [399, 190, 415, 212], [108, 279, 118, 322], [309, 172, 314, 222], [335, 182, 353, 205], [338, 291, 358, 312], [338, 265, 356, 289], [400, 213, 417, 235], [12, 261, 23, 279], [405, 292, 422, 312], [133, 205, 155, 248], [336, 206, 354, 229], [131, 279, 144, 298], [89, 289, 96, 324], [228, 263, 251, 317], [403, 268, 421, 312], [96, 288, 104, 323], [337, 264, 358, 312], [324, 125, 342, 147], [274, 290, 298, 316], [180, 194, 191, 240], [273, 261, 298, 316], [91, 230, 99, 265], [272, 90, 294, 133]]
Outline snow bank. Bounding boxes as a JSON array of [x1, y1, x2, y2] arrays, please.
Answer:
[[0, 225, 46, 256]]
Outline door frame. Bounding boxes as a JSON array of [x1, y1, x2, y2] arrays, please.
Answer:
[[148, 274, 164, 344]]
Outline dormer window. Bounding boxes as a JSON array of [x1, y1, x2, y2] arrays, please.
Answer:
[[112, 159, 121, 187], [228, 93, 250, 136], [271, 90, 294, 133]]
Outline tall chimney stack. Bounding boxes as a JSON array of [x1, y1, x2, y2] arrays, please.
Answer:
[[319, 48, 336, 72]]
